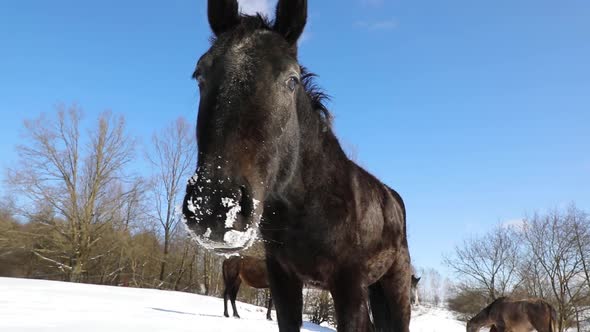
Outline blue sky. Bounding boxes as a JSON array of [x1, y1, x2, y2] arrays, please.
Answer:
[[0, 0, 589, 277]]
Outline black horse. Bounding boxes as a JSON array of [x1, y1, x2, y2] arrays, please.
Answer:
[[182, 1, 411, 331]]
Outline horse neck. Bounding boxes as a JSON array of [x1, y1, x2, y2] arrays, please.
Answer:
[[467, 309, 493, 330], [292, 110, 350, 195]]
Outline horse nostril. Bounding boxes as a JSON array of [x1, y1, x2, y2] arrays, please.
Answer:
[[238, 185, 252, 218]]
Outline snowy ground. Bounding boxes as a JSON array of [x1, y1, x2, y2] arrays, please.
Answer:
[[410, 305, 467, 332], [0, 277, 467, 332]]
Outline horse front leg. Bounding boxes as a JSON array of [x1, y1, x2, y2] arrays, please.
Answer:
[[266, 257, 303, 331], [330, 269, 373, 332]]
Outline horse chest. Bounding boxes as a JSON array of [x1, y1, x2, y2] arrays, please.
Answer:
[[262, 196, 398, 286], [271, 231, 337, 283]]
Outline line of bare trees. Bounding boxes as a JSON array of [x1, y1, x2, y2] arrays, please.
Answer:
[[413, 267, 453, 307], [445, 205, 590, 331], [0, 105, 230, 296]]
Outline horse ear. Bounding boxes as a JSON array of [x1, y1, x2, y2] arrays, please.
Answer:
[[208, 0, 240, 36], [273, 0, 307, 45]]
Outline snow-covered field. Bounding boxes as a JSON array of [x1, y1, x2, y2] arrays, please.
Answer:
[[411, 306, 466, 332], [0, 277, 467, 332]]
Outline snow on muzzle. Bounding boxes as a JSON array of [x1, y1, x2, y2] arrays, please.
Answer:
[[182, 172, 261, 255]]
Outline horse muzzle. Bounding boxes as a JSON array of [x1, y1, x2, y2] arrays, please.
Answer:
[[182, 171, 261, 255]]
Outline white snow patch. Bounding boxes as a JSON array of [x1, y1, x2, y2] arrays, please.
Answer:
[[182, 221, 216, 252], [182, 218, 258, 255], [410, 305, 466, 332], [186, 196, 198, 215], [188, 173, 199, 185], [0, 277, 332, 332], [223, 228, 257, 249], [203, 228, 212, 239], [221, 197, 241, 228], [4, 277, 547, 332]]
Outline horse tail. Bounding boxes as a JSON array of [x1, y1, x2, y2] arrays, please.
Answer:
[[368, 282, 393, 332]]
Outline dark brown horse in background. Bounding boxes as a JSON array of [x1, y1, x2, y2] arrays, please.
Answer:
[[467, 297, 558, 332], [223, 255, 272, 320]]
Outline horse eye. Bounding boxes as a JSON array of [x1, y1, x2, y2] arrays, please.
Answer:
[[286, 76, 299, 92]]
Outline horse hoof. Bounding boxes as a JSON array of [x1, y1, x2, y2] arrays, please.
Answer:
[[224, 313, 229, 318]]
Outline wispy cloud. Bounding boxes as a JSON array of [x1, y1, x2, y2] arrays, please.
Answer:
[[355, 18, 399, 31], [237, 0, 273, 17]]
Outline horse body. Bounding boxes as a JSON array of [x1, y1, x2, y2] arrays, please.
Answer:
[[258, 150, 410, 331], [467, 297, 558, 332], [182, 1, 411, 331], [263, 162, 406, 282], [222, 255, 272, 320]]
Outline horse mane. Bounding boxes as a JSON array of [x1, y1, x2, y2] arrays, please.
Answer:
[[301, 68, 332, 128], [209, 14, 333, 129], [483, 296, 508, 313]]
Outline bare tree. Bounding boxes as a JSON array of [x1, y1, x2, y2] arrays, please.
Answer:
[[522, 208, 588, 331], [444, 224, 520, 302], [570, 206, 590, 291], [145, 117, 196, 284], [6, 105, 138, 282], [570, 208, 590, 331], [447, 282, 490, 321], [517, 249, 551, 299], [303, 289, 335, 326]]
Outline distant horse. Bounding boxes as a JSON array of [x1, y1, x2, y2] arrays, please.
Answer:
[[410, 275, 420, 306], [182, 0, 411, 331], [466, 297, 558, 332], [222, 255, 272, 320]]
